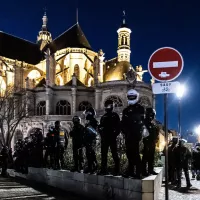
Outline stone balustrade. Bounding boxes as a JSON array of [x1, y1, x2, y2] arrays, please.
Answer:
[[8, 167, 163, 200]]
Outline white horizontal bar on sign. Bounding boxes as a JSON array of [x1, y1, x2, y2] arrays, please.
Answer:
[[153, 61, 178, 68]]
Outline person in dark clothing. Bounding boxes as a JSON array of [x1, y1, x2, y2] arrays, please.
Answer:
[[84, 107, 98, 174], [168, 137, 179, 184], [99, 102, 121, 175], [70, 116, 85, 172], [174, 139, 192, 188], [192, 143, 200, 180], [121, 89, 145, 179], [0, 146, 9, 177], [142, 108, 159, 176], [54, 121, 68, 170], [44, 126, 56, 169]]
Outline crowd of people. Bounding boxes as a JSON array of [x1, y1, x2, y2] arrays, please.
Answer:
[[168, 137, 200, 188], [1, 89, 160, 179]]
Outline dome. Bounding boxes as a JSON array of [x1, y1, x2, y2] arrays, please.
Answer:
[[104, 61, 132, 82]]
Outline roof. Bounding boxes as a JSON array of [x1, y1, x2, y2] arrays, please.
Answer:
[[104, 60, 131, 82], [0, 31, 43, 65], [65, 78, 86, 87], [48, 23, 92, 53]]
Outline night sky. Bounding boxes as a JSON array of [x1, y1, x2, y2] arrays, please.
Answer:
[[0, 0, 200, 139]]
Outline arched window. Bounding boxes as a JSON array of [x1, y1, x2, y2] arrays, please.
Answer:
[[56, 75, 64, 86], [56, 64, 61, 73], [37, 101, 46, 116], [0, 76, 6, 96], [78, 101, 92, 111], [27, 70, 41, 80], [56, 100, 71, 115], [104, 95, 123, 108], [74, 64, 80, 79]]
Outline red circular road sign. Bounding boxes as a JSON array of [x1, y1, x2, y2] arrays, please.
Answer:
[[148, 47, 184, 82]]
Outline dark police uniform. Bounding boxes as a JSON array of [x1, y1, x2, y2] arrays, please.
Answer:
[[121, 103, 145, 178], [142, 108, 159, 175], [192, 145, 200, 180], [174, 140, 192, 188], [54, 121, 68, 169], [70, 116, 85, 172], [84, 107, 98, 174], [44, 127, 56, 168], [99, 109, 121, 175]]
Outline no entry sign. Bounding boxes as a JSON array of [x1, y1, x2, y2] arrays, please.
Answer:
[[148, 47, 184, 82]]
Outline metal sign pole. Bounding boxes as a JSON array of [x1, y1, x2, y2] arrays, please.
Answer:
[[178, 99, 181, 137], [164, 93, 169, 200]]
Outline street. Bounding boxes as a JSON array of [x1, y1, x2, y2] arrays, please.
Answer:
[[159, 176, 200, 200], [0, 176, 88, 200]]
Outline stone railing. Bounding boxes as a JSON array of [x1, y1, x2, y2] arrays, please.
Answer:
[[8, 167, 163, 200]]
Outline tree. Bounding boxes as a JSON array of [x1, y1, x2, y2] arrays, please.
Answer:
[[0, 85, 35, 148]]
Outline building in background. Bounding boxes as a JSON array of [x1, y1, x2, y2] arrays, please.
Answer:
[[0, 12, 153, 149]]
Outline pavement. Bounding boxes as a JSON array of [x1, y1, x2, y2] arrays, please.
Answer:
[[0, 176, 88, 200], [158, 176, 200, 200]]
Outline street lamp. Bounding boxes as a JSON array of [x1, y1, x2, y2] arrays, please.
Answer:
[[195, 125, 200, 142], [176, 84, 186, 137]]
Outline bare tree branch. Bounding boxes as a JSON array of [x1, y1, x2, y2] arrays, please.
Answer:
[[0, 85, 35, 147]]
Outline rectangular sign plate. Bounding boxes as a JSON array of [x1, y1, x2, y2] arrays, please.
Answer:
[[152, 81, 180, 94]]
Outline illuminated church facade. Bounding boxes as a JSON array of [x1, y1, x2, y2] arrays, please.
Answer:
[[0, 12, 154, 146]]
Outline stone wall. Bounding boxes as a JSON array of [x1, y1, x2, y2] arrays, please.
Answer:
[[8, 167, 163, 200]]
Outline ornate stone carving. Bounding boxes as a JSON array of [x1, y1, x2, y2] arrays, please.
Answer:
[[125, 68, 137, 88], [135, 65, 148, 82]]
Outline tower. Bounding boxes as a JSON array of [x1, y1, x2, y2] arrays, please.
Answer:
[[37, 10, 52, 51], [117, 11, 131, 62]]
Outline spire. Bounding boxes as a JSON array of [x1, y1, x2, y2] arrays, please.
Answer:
[[42, 7, 48, 30], [123, 10, 126, 25], [76, 8, 79, 24], [117, 10, 131, 62], [120, 10, 128, 28], [37, 7, 52, 50]]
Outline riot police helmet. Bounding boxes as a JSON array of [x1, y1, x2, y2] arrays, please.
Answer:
[[127, 89, 139, 105], [196, 146, 200, 151], [171, 136, 179, 145], [84, 107, 96, 120], [195, 142, 200, 147], [179, 138, 187, 146], [104, 100, 114, 113], [146, 107, 156, 120], [72, 116, 81, 124], [49, 126, 54, 132]]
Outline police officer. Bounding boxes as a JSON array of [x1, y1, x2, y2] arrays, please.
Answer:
[[174, 139, 192, 188], [1, 146, 9, 177], [99, 102, 121, 175], [70, 116, 85, 172], [168, 137, 179, 184], [192, 143, 200, 180], [13, 139, 24, 172], [54, 121, 68, 170], [34, 128, 44, 168], [84, 107, 98, 174], [44, 126, 56, 168], [142, 108, 159, 176], [121, 89, 145, 178]]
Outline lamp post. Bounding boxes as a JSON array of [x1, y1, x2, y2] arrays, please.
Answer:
[[176, 84, 185, 137], [195, 125, 200, 142]]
